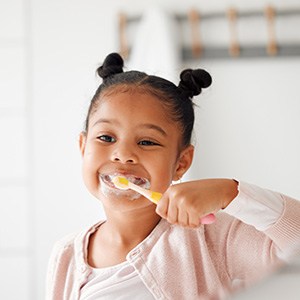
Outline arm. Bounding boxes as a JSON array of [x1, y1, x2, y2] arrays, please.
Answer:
[[224, 181, 284, 231], [156, 179, 300, 259], [224, 181, 300, 261]]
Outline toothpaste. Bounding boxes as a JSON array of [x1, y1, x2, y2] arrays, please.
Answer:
[[99, 174, 150, 201]]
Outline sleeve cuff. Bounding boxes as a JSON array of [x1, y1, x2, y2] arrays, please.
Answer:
[[223, 180, 284, 231]]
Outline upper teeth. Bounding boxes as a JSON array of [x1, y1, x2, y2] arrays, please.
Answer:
[[100, 174, 150, 189]]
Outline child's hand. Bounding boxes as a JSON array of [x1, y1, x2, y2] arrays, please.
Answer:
[[156, 179, 238, 228]]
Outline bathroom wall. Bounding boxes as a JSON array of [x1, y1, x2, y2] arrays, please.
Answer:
[[0, 0, 33, 297], [0, 0, 299, 299]]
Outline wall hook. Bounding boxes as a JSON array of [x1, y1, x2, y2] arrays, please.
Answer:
[[227, 7, 240, 57], [118, 12, 129, 59], [188, 9, 202, 58], [265, 5, 278, 56]]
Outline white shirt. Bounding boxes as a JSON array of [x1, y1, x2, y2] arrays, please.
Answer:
[[79, 261, 154, 300]]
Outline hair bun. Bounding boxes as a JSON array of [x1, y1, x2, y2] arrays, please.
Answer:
[[178, 68, 212, 98], [97, 52, 124, 79]]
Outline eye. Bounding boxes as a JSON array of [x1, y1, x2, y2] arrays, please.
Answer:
[[138, 140, 160, 146], [97, 135, 116, 143]]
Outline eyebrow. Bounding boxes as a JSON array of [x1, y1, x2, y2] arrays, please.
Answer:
[[91, 118, 117, 127], [92, 119, 167, 136], [140, 123, 167, 137]]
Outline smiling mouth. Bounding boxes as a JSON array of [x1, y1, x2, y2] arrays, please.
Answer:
[[100, 174, 150, 190]]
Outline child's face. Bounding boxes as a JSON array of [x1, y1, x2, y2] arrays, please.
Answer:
[[79, 90, 193, 210]]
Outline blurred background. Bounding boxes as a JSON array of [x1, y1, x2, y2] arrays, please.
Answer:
[[0, 0, 300, 299]]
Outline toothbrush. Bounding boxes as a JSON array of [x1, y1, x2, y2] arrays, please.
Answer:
[[112, 176, 216, 225]]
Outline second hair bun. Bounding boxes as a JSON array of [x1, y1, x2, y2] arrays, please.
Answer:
[[97, 53, 124, 79], [178, 68, 212, 98]]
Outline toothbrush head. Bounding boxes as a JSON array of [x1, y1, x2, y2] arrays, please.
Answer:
[[112, 176, 130, 190]]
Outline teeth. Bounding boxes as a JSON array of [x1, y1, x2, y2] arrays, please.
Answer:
[[100, 174, 150, 189], [100, 175, 114, 187]]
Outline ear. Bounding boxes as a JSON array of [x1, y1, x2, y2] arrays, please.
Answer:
[[79, 132, 87, 157], [173, 145, 194, 181]]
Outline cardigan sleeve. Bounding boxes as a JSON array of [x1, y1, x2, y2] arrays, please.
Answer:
[[205, 181, 300, 291], [45, 233, 78, 300], [223, 181, 284, 231], [223, 181, 300, 260]]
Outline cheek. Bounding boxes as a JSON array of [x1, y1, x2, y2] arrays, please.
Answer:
[[82, 143, 105, 167], [81, 162, 99, 194], [81, 148, 103, 190], [150, 155, 178, 190]]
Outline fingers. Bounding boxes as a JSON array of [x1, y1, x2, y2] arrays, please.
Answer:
[[189, 211, 202, 228], [155, 194, 169, 219], [156, 194, 205, 228], [156, 194, 179, 225], [178, 209, 189, 227], [155, 180, 225, 228]]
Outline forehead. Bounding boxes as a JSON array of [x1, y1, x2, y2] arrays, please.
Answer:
[[88, 90, 184, 150], [89, 90, 181, 135], [95, 90, 170, 120]]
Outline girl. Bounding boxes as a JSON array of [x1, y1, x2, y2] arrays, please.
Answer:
[[46, 53, 300, 300]]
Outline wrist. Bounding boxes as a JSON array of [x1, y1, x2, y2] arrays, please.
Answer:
[[222, 179, 239, 209]]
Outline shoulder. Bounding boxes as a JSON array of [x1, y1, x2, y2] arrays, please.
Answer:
[[47, 221, 104, 272], [46, 221, 104, 292], [46, 231, 80, 294], [52, 231, 78, 251], [47, 230, 82, 274], [49, 231, 79, 265], [50, 225, 88, 255]]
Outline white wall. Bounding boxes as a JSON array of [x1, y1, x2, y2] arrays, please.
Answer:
[[0, 0, 299, 299], [0, 0, 33, 298], [187, 58, 300, 198]]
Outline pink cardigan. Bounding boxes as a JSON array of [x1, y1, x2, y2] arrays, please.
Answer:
[[46, 186, 300, 299]]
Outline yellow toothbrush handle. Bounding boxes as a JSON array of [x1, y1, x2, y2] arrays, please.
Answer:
[[150, 191, 162, 204]]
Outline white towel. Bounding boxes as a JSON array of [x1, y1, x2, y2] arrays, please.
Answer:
[[127, 7, 180, 83]]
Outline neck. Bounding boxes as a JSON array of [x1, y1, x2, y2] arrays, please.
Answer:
[[102, 207, 161, 246]]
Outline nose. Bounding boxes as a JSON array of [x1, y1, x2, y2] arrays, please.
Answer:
[[111, 144, 137, 164]]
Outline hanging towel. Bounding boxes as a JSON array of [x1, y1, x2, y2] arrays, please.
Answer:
[[127, 7, 180, 83]]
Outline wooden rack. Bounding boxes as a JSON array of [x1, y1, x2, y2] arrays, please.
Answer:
[[118, 6, 300, 60]]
